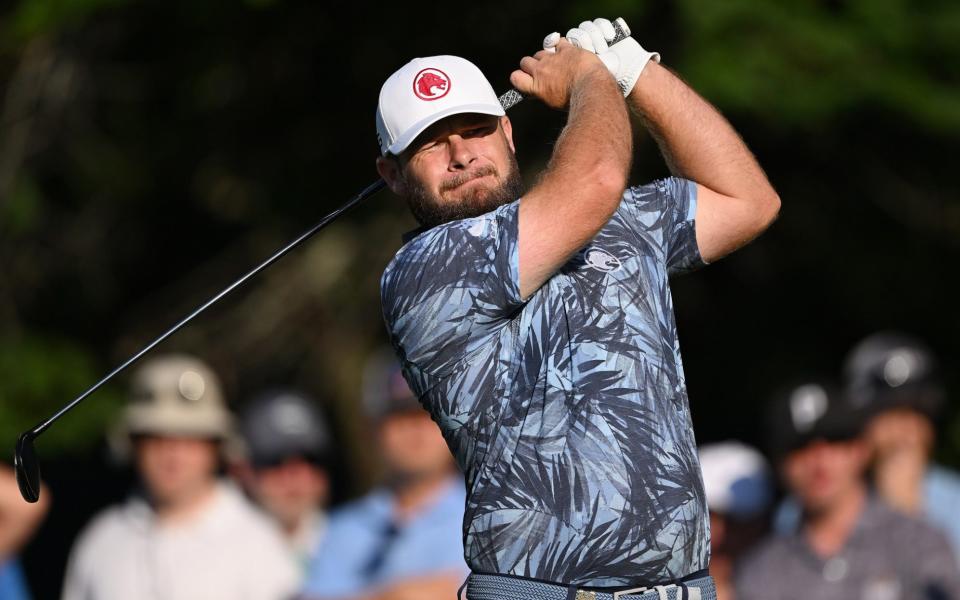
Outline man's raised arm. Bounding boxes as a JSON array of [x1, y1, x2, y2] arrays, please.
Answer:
[[556, 19, 780, 264], [509, 39, 633, 300], [627, 62, 780, 264]]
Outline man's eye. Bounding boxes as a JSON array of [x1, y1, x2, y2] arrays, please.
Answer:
[[416, 141, 442, 154]]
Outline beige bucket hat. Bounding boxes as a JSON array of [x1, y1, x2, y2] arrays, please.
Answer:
[[110, 354, 235, 461]]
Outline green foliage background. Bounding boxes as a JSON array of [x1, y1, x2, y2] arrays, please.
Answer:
[[1, 0, 958, 474]]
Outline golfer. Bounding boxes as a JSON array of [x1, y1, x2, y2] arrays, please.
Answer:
[[378, 18, 780, 600]]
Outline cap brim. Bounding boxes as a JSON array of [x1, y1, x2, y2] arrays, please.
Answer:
[[123, 404, 233, 439], [251, 448, 329, 469], [386, 102, 506, 156]]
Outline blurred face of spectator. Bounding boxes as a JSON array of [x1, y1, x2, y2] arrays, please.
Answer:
[[866, 407, 934, 457], [782, 438, 868, 513], [378, 410, 453, 482], [250, 458, 329, 531], [134, 435, 219, 505]]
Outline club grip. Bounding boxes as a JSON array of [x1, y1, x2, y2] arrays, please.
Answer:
[[498, 18, 631, 111]]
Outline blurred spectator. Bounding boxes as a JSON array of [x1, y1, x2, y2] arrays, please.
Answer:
[[737, 380, 960, 600], [234, 389, 333, 574], [699, 441, 773, 600], [301, 353, 467, 600], [61, 354, 299, 600], [0, 465, 49, 600], [845, 332, 960, 559]]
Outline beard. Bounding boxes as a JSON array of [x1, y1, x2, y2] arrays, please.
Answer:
[[402, 152, 524, 229]]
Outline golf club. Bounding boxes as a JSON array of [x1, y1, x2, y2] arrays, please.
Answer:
[[14, 21, 630, 503], [14, 178, 382, 503]]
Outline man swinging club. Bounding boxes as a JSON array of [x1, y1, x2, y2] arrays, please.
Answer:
[[377, 17, 780, 600]]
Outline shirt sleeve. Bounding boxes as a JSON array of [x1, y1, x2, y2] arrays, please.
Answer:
[[623, 176, 704, 276], [380, 202, 523, 381]]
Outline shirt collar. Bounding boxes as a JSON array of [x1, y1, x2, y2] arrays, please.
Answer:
[[121, 480, 236, 532], [401, 226, 430, 244]]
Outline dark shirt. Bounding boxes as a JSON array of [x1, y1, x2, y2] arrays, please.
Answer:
[[736, 497, 960, 600]]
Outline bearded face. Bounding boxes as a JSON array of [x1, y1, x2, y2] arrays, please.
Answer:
[[377, 114, 525, 229], [400, 149, 523, 228]]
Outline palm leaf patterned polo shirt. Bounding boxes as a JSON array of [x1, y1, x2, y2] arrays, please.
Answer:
[[381, 177, 709, 587]]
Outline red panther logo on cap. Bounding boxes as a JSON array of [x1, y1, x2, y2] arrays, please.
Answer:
[[413, 68, 450, 101]]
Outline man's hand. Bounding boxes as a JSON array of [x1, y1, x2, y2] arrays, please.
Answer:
[[0, 465, 49, 560], [510, 39, 608, 110], [546, 18, 660, 97]]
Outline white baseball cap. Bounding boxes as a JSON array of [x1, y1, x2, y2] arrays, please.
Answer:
[[376, 55, 505, 156], [699, 441, 773, 519]]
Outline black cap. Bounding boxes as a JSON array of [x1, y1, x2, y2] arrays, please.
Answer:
[[844, 332, 944, 418], [240, 390, 331, 467], [766, 379, 865, 460]]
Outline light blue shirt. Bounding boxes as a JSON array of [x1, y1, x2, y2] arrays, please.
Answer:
[[924, 465, 960, 562], [0, 559, 30, 600], [301, 476, 468, 597]]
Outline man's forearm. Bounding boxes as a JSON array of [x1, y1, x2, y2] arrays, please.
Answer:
[[549, 67, 632, 188], [516, 61, 633, 299], [627, 62, 774, 203]]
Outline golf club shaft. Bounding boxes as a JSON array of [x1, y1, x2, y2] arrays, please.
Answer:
[[25, 17, 633, 436], [33, 79, 517, 436], [28, 178, 386, 437]]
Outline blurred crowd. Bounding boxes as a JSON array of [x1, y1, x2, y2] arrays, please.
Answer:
[[705, 332, 960, 600], [2, 331, 958, 600]]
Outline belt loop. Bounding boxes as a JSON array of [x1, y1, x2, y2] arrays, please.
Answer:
[[676, 581, 702, 600], [565, 585, 578, 600]]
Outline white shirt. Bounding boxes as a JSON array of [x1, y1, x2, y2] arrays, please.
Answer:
[[62, 482, 300, 600]]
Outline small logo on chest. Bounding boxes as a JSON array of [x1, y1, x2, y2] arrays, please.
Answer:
[[582, 248, 622, 273]]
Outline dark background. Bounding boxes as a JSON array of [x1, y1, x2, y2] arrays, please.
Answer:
[[2, 0, 958, 597]]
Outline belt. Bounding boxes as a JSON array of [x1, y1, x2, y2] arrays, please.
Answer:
[[463, 572, 715, 600]]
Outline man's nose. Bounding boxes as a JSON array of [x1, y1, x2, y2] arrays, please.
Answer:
[[447, 135, 476, 170]]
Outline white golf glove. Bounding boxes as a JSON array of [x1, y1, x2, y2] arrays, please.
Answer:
[[543, 18, 660, 96]]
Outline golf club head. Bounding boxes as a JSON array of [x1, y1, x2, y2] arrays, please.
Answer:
[[14, 432, 41, 503]]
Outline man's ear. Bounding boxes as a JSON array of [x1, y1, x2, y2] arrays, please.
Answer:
[[500, 116, 515, 154], [376, 155, 407, 196]]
